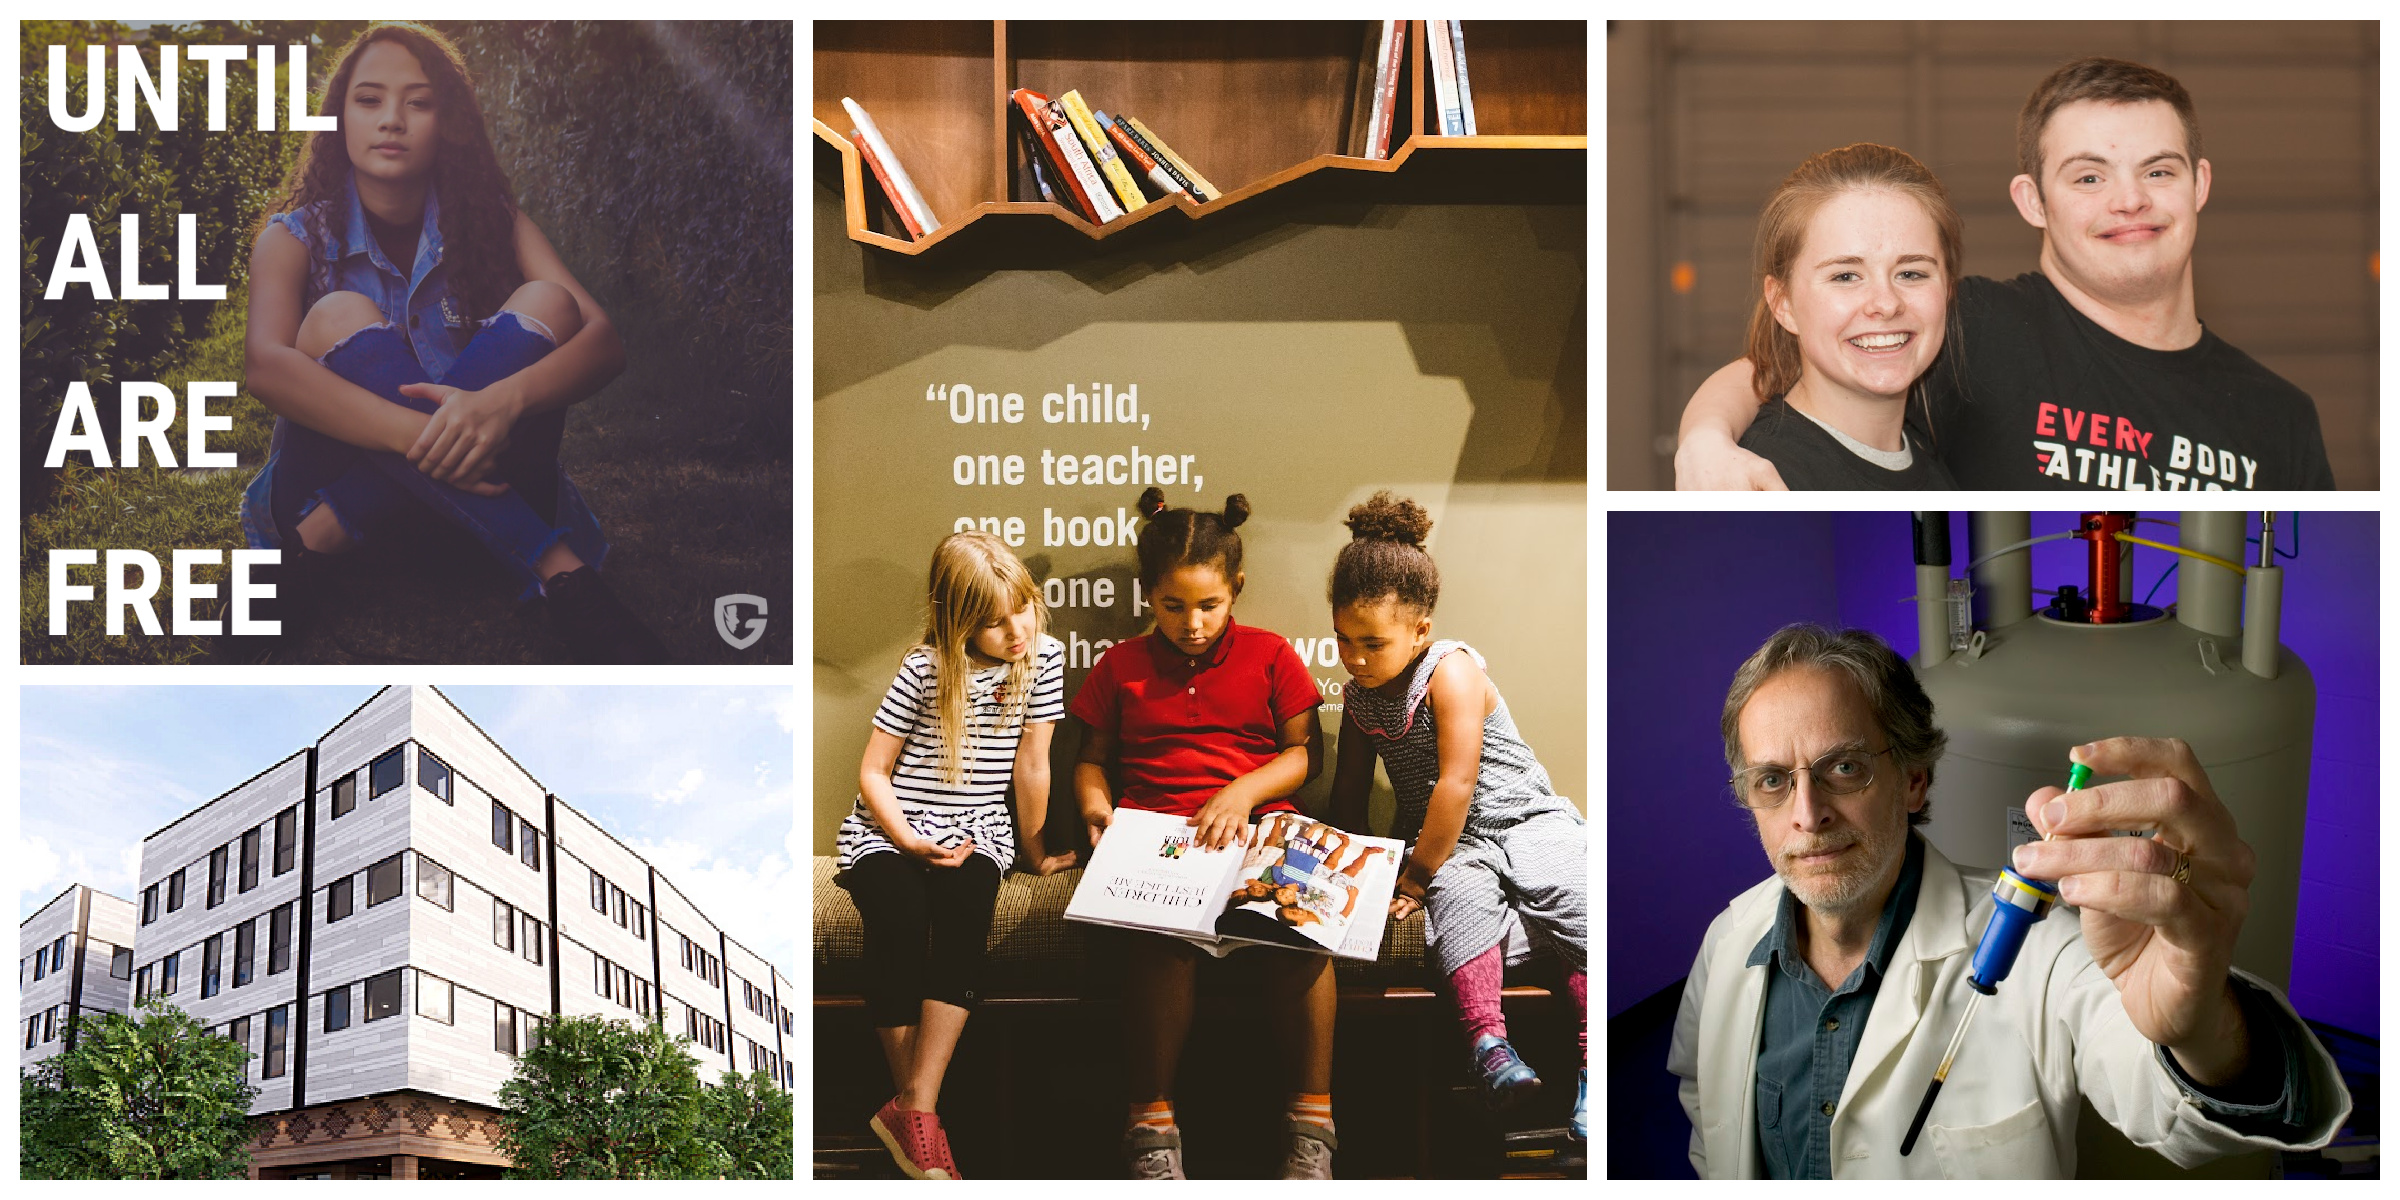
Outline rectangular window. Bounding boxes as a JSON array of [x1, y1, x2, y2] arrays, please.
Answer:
[[111, 947, 132, 981], [417, 971, 453, 1024], [613, 885, 626, 926], [325, 987, 350, 1032], [525, 1016, 543, 1052], [419, 749, 453, 802], [591, 870, 606, 913], [632, 902, 646, 940], [682, 936, 692, 971], [686, 1008, 697, 1042], [240, 828, 260, 892], [332, 774, 356, 818], [26, 1017, 37, 1050], [269, 904, 292, 975], [492, 801, 514, 852], [417, 857, 454, 910], [639, 979, 652, 1016], [494, 899, 516, 951], [44, 1008, 56, 1042], [264, 1006, 287, 1078], [365, 969, 402, 1021], [230, 1015, 249, 1055], [202, 935, 222, 998], [327, 876, 353, 923], [32, 946, 46, 981], [496, 1003, 518, 1055], [142, 884, 159, 924], [619, 965, 633, 1009], [597, 955, 612, 1000], [366, 854, 402, 906], [521, 821, 542, 871], [208, 846, 228, 907], [369, 747, 405, 797], [234, 920, 254, 987], [167, 868, 186, 912], [273, 807, 296, 875], [136, 965, 151, 1003], [523, 917, 544, 965], [161, 951, 180, 995]]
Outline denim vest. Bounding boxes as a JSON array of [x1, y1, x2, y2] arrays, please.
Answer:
[[275, 174, 472, 379]]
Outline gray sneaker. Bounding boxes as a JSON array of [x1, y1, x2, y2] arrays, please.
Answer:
[[1125, 1125, 1185, 1180], [1279, 1119, 1337, 1180]]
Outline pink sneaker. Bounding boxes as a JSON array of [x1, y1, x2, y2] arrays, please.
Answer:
[[871, 1097, 961, 1180]]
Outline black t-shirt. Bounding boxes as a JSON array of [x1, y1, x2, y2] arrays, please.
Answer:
[[362, 207, 424, 278], [1926, 273, 2335, 490], [1736, 397, 1958, 490]]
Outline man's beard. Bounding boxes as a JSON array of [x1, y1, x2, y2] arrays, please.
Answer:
[[1769, 809, 1907, 917]]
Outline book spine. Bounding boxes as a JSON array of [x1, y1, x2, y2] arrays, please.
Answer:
[[1011, 88, 1104, 224], [1450, 20, 1476, 136], [841, 96, 940, 234], [1018, 124, 1059, 205], [1098, 110, 1183, 199], [1126, 116, 1219, 201], [1363, 19, 1395, 160], [1427, 21, 1462, 136], [1062, 89, 1149, 213], [1045, 99, 1126, 223], [1378, 19, 1408, 154], [1116, 116, 1202, 203], [848, 130, 922, 241]]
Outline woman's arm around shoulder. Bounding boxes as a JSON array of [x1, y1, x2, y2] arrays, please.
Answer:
[[1674, 358, 1787, 491]]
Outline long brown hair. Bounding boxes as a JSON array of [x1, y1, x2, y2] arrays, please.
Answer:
[[264, 22, 522, 322], [1743, 143, 1963, 407], [920, 532, 1048, 787]]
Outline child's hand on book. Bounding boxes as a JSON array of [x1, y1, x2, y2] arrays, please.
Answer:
[[1189, 791, 1252, 851], [1080, 796, 1114, 850]]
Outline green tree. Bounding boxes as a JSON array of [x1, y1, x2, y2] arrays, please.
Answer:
[[495, 1014, 729, 1179], [20, 998, 258, 1179], [701, 1069, 794, 1179]]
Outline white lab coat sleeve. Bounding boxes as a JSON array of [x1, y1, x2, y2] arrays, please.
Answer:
[[2042, 931, 2348, 1166], [1668, 920, 1715, 1177]]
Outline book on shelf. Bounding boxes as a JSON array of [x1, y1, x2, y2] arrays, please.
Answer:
[[1122, 115, 1220, 202], [1018, 123, 1060, 205], [1063, 808, 1403, 960], [1356, 19, 1405, 159], [848, 130, 923, 241], [1109, 115, 1204, 203], [1427, 20, 1465, 136], [1095, 108, 1185, 201], [839, 96, 939, 235], [1061, 89, 1150, 214], [1430, 20, 1468, 135], [1010, 87, 1122, 224]]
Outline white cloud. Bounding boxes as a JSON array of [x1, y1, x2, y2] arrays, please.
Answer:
[[628, 834, 798, 977], [20, 837, 64, 910], [652, 768, 708, 806]]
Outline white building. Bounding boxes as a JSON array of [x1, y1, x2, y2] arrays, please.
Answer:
[[124, 685, 793, 1179], [18, 884, 138, 1067]]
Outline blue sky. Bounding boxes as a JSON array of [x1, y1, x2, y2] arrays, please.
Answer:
[[18, 685, 796, 977]]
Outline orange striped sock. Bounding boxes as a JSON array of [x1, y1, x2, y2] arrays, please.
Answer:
[[1129, 1100, 1177, 1132], [1286, 1092, 1334, 1133]]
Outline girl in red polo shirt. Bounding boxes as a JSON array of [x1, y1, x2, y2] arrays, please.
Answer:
[[1071, 487, 1334, 1180]]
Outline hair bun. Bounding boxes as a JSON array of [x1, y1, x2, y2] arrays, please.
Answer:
[[1136, 486, 1168, 518], [1219, 494, 1251, 530], [1344, 491, 1431, 545]]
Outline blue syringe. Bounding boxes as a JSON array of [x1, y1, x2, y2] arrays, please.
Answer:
[[1899, 760, 2090, 1156]]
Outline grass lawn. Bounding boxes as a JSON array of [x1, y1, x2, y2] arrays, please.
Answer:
[[22, 288, 792, 664]]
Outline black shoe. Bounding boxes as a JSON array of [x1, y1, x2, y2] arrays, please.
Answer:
[[210, 547, 334, 664], [543, 566, 670, 663]]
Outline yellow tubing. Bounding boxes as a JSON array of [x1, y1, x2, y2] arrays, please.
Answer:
[[2114, 532, 2246, 577]]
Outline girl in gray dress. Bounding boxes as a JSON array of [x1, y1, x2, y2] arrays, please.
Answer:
[[1324, 493, 1589, 1138]]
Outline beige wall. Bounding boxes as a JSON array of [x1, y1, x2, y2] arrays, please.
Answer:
[[814, 186, 1586, 854], [1609, 20, 2380, 489]]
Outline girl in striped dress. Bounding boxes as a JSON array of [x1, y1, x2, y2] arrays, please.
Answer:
[[1325, 493, 1590, 1140], [836, 531, 1076, 1179]]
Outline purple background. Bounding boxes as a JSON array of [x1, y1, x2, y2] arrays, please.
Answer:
[[1606, 510, 2379, 1037]]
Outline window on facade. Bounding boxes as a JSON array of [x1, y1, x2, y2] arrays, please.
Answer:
[[136, 965, 151, 1003], [632, 902, 646, 940], [273, 807, 296, 875], [25, 1017, 37, 1050], [234, 920, 254, 987], [591, 870, 607, 913], [417, 971, 453, 1024], [494, 899, 515, 952], [230, 1015, 249, 1055], [325, 987, 350, 1032], [525, 1015, 543, 1052], [365, 969, 402, 1021], [264, 1006, 287, 1078], [638, 979, 652, 1016], [366, 854, 402, 906], [49, 937, 67, 976], [269, 904, 293, 975], [523, 916, 544, 965], [496, 1003, 518, 1055], [417, 857, 454, 910], [208, 846, 228, 907], [419, 749, 453, 803], [681, 935, 692, 971], [143, 884, 158, 924], [31, 947, 46, 981], [240, 828, 260, 892], [613, 885, 627, 926], [44, 1008, 56, 1043], [202, 935, 222, 998], [492, 801, 514, 853], [332, 774, 356, 818], [112, 947, 132, 981], [167, 868, 186, 913], [327, 875, 353, 923], [161, 951, 180, 995], [369, 747, 404, 798], [620, 966, 633, 1010], [782, 1004, 793, 1035], [521, 821, 542, 871], [596, 956, 612, 1001]]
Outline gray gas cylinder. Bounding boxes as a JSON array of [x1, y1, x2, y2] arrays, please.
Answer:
[[1913, 611, 2314, 990]]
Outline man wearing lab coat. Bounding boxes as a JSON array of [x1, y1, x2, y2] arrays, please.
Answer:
[[1670, 625, 2347, 1178]]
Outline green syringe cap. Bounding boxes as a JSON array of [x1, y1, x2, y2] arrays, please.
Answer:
[[2066, 762, 2093, 791]]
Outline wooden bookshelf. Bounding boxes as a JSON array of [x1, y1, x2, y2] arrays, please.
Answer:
[[816, 20, 1586, 255]]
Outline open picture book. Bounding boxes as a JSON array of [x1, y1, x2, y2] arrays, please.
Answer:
[[1064, 807, 1405, 960]]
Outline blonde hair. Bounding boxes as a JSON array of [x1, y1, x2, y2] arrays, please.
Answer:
[[1744, 143, 1964, 406], [920, 531, 1048, 786]]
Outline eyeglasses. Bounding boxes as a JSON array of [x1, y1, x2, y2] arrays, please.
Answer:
[[1729, 746, 1895, 810]]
